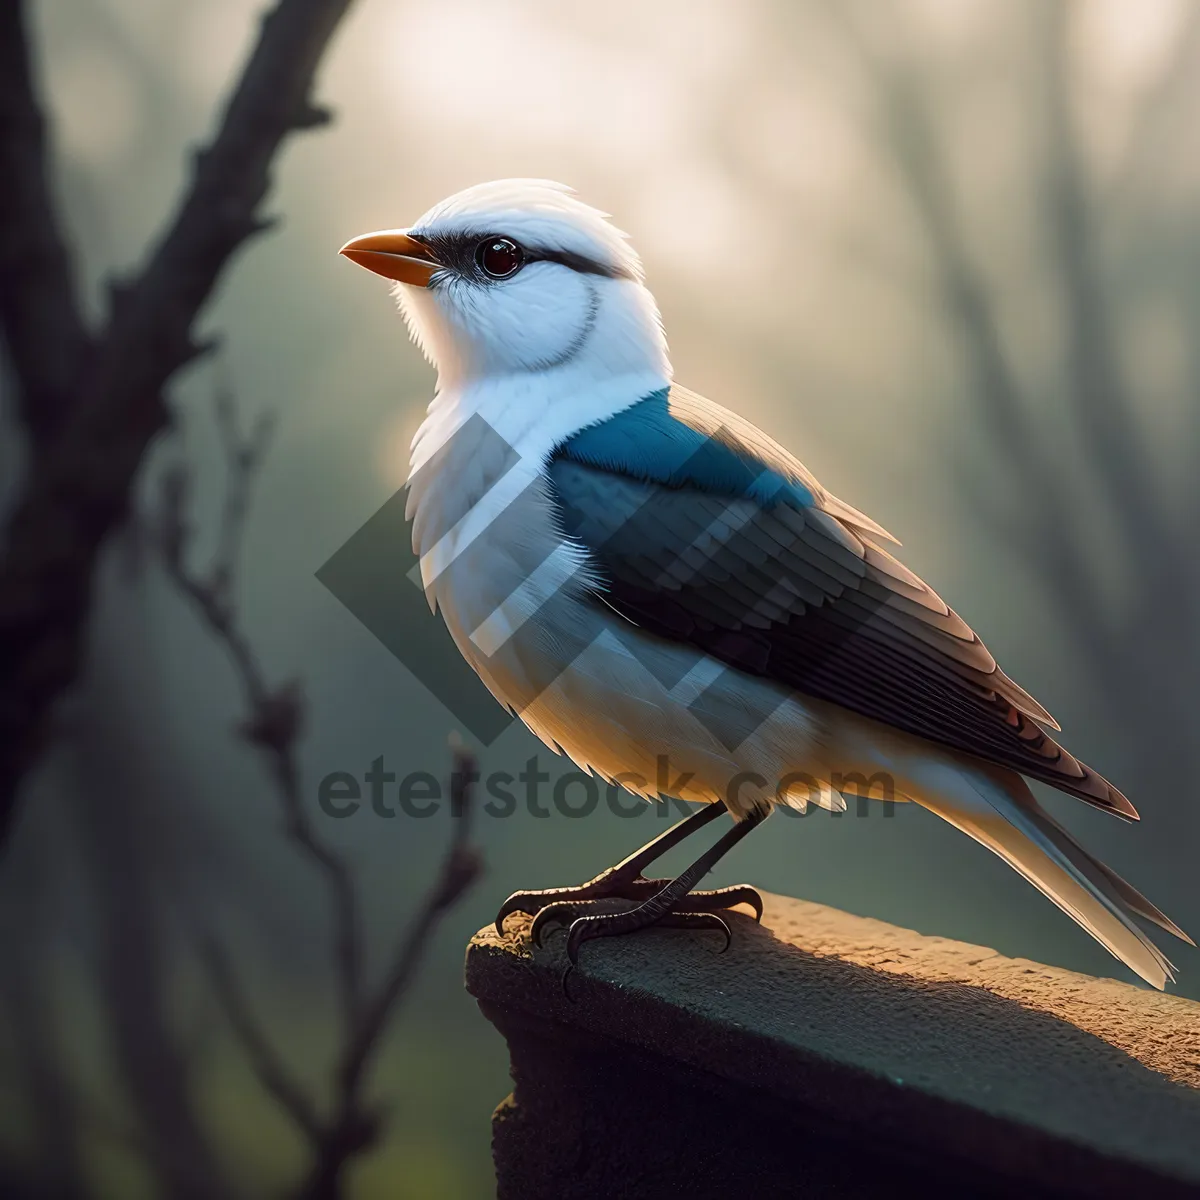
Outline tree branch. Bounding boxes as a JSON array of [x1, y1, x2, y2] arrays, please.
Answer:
[[299, 753, 481, 1200], [337, 758, 482, 1104], [195, 932, 323, 1144], [152, 385, 484, 1200], [155, 387, 365, 1033], [0, 0, 355, 851], [0, 0, 92, 444]]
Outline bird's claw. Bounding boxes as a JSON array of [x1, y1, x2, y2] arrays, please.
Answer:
[[551, 897, 747, 998], [560, 963, 576, 1002], [494, 875, 670, 937], [493, 885, 603, 936], [494, 890, 537, 937], [564, 908, 734, 967], [686, 884, 763, 924], [531, 899, 608, 948], [659, 910, 733, 953], [503, 876, 760, 1003], [498, 879, 762, 939], [531, 887, 758, 948]]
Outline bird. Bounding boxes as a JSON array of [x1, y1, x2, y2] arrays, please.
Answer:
[[340, 178, 1190, 989]]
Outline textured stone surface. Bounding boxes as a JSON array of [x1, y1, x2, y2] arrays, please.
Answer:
[[467, 892, 1200, 1199]]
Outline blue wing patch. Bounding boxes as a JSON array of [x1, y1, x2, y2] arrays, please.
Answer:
[[552, 388, 815, 509]]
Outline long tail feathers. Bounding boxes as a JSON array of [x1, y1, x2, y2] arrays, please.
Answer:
[[908, 761, 1190, 990]]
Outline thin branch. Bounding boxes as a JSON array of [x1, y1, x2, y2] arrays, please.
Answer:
[[337, 756, 482, 1102], [296, 752, 482, 1200], [154, 385, 365, 1033], [0, 0, 92, 444], [153, 386, 483, 1200], [0, 0, 355, 851], [211, 371, 275, 604], [195, 932, 323, 1143]]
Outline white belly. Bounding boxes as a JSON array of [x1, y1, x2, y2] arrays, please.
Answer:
[[412, 463, 886, 816]]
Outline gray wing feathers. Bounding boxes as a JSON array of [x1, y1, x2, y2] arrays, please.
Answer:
[[549, 455, 1131, 818]]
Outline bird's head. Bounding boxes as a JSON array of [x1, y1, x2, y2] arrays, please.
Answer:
[[339, 179, 669, 386]]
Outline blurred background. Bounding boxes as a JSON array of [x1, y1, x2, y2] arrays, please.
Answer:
[[2, 0, 1199, 1195]]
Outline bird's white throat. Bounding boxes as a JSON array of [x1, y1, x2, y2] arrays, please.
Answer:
[[406, 273, 671, 480]]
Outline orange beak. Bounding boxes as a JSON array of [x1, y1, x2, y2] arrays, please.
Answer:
[[338, 230, 442, 286]]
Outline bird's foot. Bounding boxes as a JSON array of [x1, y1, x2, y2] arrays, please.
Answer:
[[495, 868, 667, 936], [549, 885, 762, 998], [558, 885, 762, 963], [496, 874, 761, 940], [528, 883, 762, 948]]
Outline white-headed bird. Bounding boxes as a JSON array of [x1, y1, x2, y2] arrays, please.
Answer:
[[340, 179, 1189, 988]]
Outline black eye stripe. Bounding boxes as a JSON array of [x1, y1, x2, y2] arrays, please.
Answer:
[[524, 247, 631, 279], [410, 231, 633, 282]]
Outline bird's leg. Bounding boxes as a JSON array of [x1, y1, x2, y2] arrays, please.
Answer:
[[558, 806, 768, 983], [495, 800, 760, 937]]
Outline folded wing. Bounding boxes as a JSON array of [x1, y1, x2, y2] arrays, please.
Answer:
[[548, 383, 1136, 820]]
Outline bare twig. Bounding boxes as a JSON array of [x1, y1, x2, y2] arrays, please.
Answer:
[[152, 388, 483, 1200], [195, 933, 323, 1143], [336, 757, 482, 1104], [0, 0, 356, 850], [212, 371, 276, 605], [155, 388, 365, 1033], [299, 753, 482, 1200]]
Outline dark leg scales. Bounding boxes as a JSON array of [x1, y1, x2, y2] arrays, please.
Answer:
[[494, 800, 729, 937], [496, 873, 667, 938], [565, 909, 733, 963], [491, 801, 768, 999], [528, 882, 762, 948], [557, 909, 736, 1001], [556, 808, 767, 990]]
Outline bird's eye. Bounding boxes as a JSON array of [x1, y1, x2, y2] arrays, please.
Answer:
[[476, 237, 524, 280]]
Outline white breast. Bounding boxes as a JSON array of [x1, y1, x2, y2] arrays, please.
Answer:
[[406, 405, 843, 815]]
